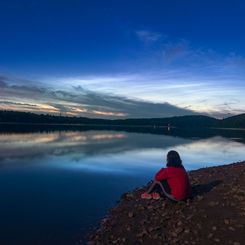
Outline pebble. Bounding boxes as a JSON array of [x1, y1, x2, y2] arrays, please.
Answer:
[[136, 232, 144, 238], [228, 226, 235, 231], [126, 193, 134, 198], [186, 214, 194, 220], [175, 227, 184, 234], [197, 195, 204, 201], [128, 212, 134, 218], [148, 227, 154, 232], [162, 202, 166, 208], [224, 219, 230, 225], [177, 221, 183, 226], [208, 201, 219, 207]]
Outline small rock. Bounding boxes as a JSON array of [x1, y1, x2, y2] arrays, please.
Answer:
[[186, 214, 194, 220], [212, 226, 217, 231], [224, 219, 230, 225], [214, 238, 220, 242], [126, 193, 134, 198], [233, 242, 240, 245], [126, 226, 131, 231], [177, 221, 183, 226], [128, 212, 134, 218], [208, 233, 213, 239], [162, 202, 166, 207], [175, 227, 184, 234], [148, 227, 154, 232], [136, 232, 144, 238], [228, 226, 235, 231], [208, 201, 219, 207], [197, 195, 204, 201], [161, 212, 168, 217]]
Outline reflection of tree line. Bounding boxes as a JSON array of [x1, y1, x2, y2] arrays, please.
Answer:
[[0, 123, 245, 144]]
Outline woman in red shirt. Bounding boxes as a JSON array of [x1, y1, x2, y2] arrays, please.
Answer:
[[141, 150, 191, 201]]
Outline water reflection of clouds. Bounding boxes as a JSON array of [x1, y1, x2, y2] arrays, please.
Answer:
[[0, 131, 244, 173], [173, 136, 245, 170], [0, 133, 60, 144], [0, 131, 191, 162], [56, 151, 163, 177]]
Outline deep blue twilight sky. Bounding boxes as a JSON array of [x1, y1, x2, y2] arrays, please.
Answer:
[[0, 0, 245, 118]]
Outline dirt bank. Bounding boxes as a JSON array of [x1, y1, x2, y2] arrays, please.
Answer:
[[87, 162, 245, 245]]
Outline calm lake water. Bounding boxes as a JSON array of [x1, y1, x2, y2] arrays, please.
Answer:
[[0, 127, 245, 245]]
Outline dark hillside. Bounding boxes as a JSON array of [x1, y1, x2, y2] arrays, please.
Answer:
[[0, 111, 244, 128]]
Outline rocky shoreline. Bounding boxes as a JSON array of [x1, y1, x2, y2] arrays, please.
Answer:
[[86, 162, 245, 245]]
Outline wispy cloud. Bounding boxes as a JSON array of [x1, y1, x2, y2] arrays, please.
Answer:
[[47, 67, 245, 118], [135, 30, 163, 43], [132, 30, 245, 79]]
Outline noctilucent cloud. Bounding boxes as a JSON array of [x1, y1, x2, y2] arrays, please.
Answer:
[[0, 0, 244, 118]]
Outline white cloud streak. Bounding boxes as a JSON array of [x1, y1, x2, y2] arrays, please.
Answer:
[[135, 30, 163, 43]]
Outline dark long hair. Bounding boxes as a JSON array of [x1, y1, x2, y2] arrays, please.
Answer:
[[166, 150, 183, 168]]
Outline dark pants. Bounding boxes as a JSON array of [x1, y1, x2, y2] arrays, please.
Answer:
[[147, 180, 176, 201]]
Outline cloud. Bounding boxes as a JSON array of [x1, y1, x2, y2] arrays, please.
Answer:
[[0, 77, 7, 88], [135, 30, 162, 43], [0, 100, 38, 107], [0, 75, 197, 118], [162, 40, 190, 63], [132, 30, 245, 81]]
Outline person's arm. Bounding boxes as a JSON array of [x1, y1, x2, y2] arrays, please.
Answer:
[[155, 168, 168, 181]]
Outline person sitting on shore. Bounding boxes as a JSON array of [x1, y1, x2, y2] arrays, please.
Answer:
[[141, 150, 191, 201]]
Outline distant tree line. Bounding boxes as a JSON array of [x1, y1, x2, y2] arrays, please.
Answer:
[[0, 110, 245, 128]]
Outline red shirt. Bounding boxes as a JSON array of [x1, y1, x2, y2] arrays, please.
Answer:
[[155, 166, 191, 200]]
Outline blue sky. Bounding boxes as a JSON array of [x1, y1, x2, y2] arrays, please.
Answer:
[[0, 0, 245, 118]]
